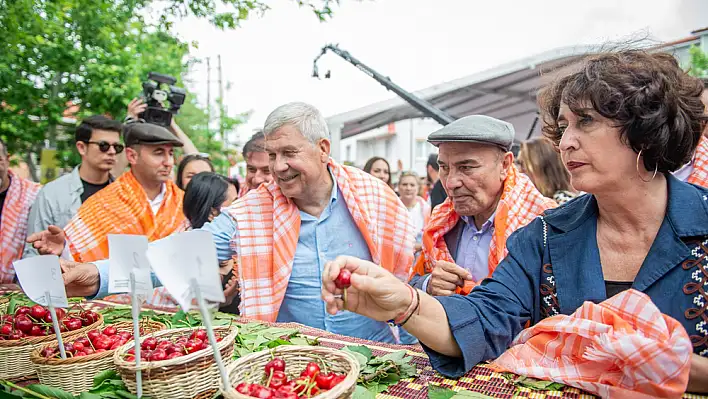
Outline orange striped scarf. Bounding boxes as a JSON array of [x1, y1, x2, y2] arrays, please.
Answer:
[[413, 165, 556, 295], [688, 135, 708, 188], [64, 171, 186, 308], [226, 159, 415, 322], [493, 289, 692, 399], [0, 171, 41, 282]]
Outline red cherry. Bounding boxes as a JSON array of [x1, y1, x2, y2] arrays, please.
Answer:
[[73, 342, 85, 352], [8, 332, 23, 340], [0, 324, 13, 336], [124, 354, 135, 362], [141, 337, 157, 351], [274, 389, 298, 399], [334, 269, 352, 289], [63, 343, 75, 353], [74, 337, 90, 347], [63, 318, 83, 331], [14, 316, 33, 333], [93, 336, 111, 350], [74, 351, 87, 357], [110, 342, 123, 350], [102, 326, 117, 336], [268, 370, 288, 389], [292, 377, 311, 395], [29, 305, 47, 320], [315, 372, 335, 390], [251, 385, 274, 399], [235, 382, 251, 395], [14, 306, 31, 317], [83, 348, 95, 355], [183, 338, 203, 354], [330, 374, 346, 387], [300, 362, 321, 379], [189, 329, 208, 342], [166, 352, 182, 360], [40, 348, 56, 358], [119, 331, 132, 340], [87, 330, 100, 341], [1, 315, 13, 323], [264, 358, 286, 375], [30, 325, 44, 336], [79, 311, 99, 326], [148, 349, 167, 361], [95, 349, 107, 353]]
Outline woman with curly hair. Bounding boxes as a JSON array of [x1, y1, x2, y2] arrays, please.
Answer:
[[517, 137, 579, 204], [321, 50, 708, 394]]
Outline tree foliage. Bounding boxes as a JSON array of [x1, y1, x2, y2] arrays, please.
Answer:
[[688, 45, 708, 79], [0, 0, 344, 169]]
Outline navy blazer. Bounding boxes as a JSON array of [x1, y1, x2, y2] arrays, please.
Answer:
[[425, 174, 708, 378]]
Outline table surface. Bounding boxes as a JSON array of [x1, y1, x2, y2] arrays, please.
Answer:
[[1, 285, 705, 399]]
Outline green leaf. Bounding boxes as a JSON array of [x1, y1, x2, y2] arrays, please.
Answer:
[[342, 349, 368, 368], [78, 393, 102, 399], [352, 386, 376, 399], [428, 385, 456, 399], [378, 350, 407, 364], [25, 385, 75, 399], [343, 345, 372, 362], [92, 370, 118, 388]]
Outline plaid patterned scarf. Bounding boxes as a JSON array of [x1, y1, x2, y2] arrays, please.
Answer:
[[1, 171, 41, 282], [413, 165, 556, 294], [688, 136, 708, 188], [226, 159, 415, 322], [493, 289, 692, 399]]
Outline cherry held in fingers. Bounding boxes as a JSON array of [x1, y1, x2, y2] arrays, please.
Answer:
[[334, 269, 352, 308]]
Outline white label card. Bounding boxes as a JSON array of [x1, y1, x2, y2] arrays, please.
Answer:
[[108, 234, 153, 296], [12, 255, 69, 307], [146, 230, 225, 311]]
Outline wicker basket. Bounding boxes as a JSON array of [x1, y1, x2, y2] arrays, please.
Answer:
[[221, 346, 360, 399], [0, 312, 104, 381], [113, 326, 238, 399], [29, 320, 165, 394]]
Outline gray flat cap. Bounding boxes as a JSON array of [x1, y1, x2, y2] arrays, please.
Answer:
[[124, 122, 184, 147], [427, 115, 515, 151]]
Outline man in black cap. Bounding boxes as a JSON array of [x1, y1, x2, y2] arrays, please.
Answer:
[[410, 115, 556, 297], [28, 122, 188, 307]]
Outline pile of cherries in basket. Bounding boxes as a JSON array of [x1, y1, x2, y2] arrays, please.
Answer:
[[0, 305, 99, 340], [40, 325, 135, 358], [122, 329, 222, 362], [235, 358, 347, 399]]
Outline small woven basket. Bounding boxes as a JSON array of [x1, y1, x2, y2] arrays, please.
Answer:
[[29, 320, 165, 394], [113, 326, 238, 399], [0, 312, 104, 381], [221, 346, 360, 399]]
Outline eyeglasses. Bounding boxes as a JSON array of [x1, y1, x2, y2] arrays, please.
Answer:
[[86, 141, 124, 154]]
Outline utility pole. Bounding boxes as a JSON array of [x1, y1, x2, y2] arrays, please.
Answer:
[[206, 57, 212, 145], [218, 54, 226, 147]]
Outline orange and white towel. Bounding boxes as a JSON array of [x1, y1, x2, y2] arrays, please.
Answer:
[[226, 158, 415, 322], [63, 170, 186, 308], [688, 136, 708, 188], [413, 165, 556, 294], [493, 289, 693, 399], [0, 171, 41, 282]]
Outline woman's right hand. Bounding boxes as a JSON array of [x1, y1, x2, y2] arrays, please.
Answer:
[[321, 256, 412, 322]]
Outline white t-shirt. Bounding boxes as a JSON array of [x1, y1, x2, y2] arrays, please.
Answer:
[[407, 201, 425, 242]]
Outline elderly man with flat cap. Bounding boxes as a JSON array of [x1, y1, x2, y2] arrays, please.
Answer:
[[28, 122, 187, 307], [410, 115, 557, 296]]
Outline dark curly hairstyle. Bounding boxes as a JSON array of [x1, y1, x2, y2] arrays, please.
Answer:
[[539, 50, 707, 173]]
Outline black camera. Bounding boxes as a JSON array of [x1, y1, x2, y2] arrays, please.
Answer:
[[139, 72, 187, 127]]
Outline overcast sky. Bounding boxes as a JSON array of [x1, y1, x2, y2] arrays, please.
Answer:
[[172, 0, 708, 142]]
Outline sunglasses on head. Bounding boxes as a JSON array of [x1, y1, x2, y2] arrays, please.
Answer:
[[87, 141, 124, 154]]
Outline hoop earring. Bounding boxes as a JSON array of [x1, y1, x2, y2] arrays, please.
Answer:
[[636, 150, 658, 183]]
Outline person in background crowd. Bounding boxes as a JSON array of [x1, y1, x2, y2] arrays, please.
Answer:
[[37, 102, 418, 344], [673, 82, 708, 187], [322, 50, 708, 393], [408, 115, 556, 297], [363, 156, 392, 188], [0, 138, 41, 280], [24, 116, 123, 258], [182, 171, 240, 314], [427, 153, 447, 210], [398, 171, 430, 253], [28, 122, 187, 307], [517, 136, 579, 204], [225, 177, 240, 197], [239, 131, 272, 197], [176, 154, 214, 190]]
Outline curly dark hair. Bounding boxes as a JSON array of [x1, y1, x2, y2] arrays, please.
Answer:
[[539, 50, 707, 173]]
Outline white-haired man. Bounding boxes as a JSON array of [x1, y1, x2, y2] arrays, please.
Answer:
[[30, 102, 417, 344]]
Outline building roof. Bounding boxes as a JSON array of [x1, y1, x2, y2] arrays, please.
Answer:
[[327, 31, 703, 142]]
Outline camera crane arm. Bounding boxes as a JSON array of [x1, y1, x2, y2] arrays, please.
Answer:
[[313, 44, 455, 126]]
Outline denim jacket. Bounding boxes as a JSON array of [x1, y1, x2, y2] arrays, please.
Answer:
[[425, 174, 708, 377]]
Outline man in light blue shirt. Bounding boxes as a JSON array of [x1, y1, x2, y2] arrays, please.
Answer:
[[33, 102, 417, 344], [409, 115, 555, 296]]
